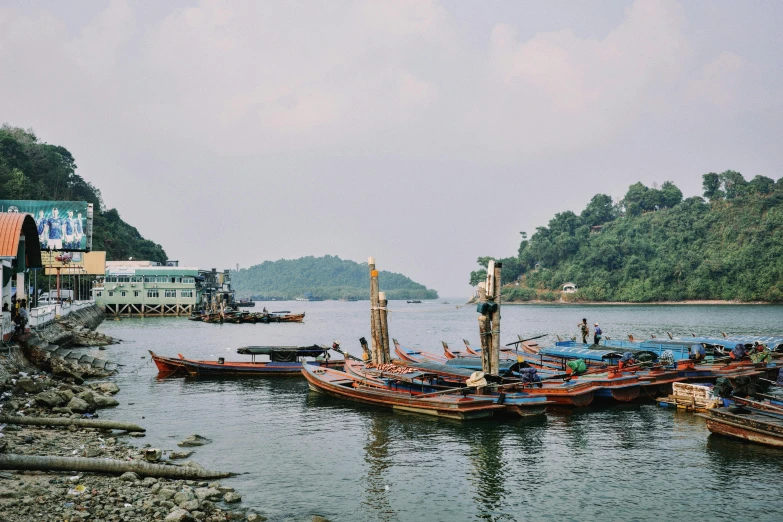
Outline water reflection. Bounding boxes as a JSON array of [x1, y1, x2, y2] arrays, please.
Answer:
[[463, 425, 511, 521], [361, 414, 397, 522]]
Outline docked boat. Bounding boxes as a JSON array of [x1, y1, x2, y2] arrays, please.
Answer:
[[150, 346, 337, 377], [698, 397, 783, 447], [302, 362, 508, 421]]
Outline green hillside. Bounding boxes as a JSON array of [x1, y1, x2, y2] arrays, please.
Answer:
[[470, 172, 783, 303], [0, 125, 167, 263], [232, 255, 438, 300]]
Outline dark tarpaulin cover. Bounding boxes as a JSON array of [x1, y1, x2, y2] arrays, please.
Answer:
[[731, 344, 748, 360]]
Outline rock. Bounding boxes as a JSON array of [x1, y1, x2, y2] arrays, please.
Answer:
[[217, 486, 234, 493], [84, 447, 104, 458], [94, 395, 119, 408], [151, 483, 162, 494], [246, 514, 266, 522], [52, 407, 74, 415], [142, 477, 158, 487], [58, 388, 75, 401], [312, 516, 330, 522], [223, 492, 241, 503], [158, 488, 176, 500], [119, 472, 140, 482], [169, 451, 194, 460], [16, 377, 40, 394], [173, 490, 195, 505], [130, 432, 146, 437], [34, 390, 67, 408], [178, 435, 210, 447], [76, 390, 96, 406], [145, 448, 163, 462], [96, 382, 121, 395], [160, 499, 175, 509], [207, 481, 220, 489], [191, 511, 206, 520], [66, 397, 92, 413], [193, 488, 222, 502], [180, 499, 200, 511], [51, 360, 84, 384], [164, 508, 195, 522], [199, 500, 214, 512]]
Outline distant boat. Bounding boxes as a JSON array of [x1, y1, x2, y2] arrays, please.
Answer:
[[339, 296, 358, 302], [297, 293, 324, 302], [407, 300, 422, 304]]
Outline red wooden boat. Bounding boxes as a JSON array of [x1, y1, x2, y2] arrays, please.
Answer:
[[698, 399, 783, 448], [149, 351, 188, 376], [302, 362, 508, 421]]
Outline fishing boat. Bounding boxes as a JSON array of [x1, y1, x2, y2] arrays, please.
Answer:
[[149, 351, 188, 376], [302, 362, 508, 421], [342, 360, 551, 417], [187, 312, 204, 322], [150, 346, 337, 377], [406, 300, 422, 304], [698, 398, 783, 447], [393, 339, 449, 364]]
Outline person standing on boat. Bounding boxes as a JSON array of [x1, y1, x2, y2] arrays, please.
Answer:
[[578, 318, 588, 344], [593, 323, 602, 345]]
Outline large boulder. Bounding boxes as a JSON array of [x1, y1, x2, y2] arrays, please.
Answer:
[[173, 490, 195, 505], [93, 395, 119, 408], [15, 377, 40, 394], [66, 397, 92, 413], [194, 488, 222, 502], [34, 390, 66, 408], [94, 382, 120, 395], [165, 508, 196, 522], [223, 491, 241, 503], [75, 390, 96, 406], [144, 448, 163, 462]]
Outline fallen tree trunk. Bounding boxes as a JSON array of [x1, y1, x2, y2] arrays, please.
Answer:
[[0, 454, 235, 479], [0, 415, 145, 432]]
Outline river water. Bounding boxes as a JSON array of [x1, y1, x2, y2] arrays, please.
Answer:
[[93, 301, 783, 522]]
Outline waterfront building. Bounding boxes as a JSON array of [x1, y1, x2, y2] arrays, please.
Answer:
[[0, 212, 43, 340], [92, 261, 200, 316]]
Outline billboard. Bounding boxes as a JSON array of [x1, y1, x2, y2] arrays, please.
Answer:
[[43, 251, 105, 276], [0, 200, 93, 252]]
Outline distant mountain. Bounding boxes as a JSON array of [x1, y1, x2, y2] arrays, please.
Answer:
[[231, 255, 438, 300]]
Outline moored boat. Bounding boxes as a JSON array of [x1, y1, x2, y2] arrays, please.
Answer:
[[698, 400, 783, 448], [149, 351, 188, 376]]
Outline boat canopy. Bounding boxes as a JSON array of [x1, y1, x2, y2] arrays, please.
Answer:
[[674, 336, 783, 352], [236, 345, 327, 357], [540, 345, 625, 362]]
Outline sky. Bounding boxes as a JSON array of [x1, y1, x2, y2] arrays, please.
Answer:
[[1, 0, 782, 297]]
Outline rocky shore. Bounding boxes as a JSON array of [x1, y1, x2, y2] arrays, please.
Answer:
[[0, 307, 278, 522]]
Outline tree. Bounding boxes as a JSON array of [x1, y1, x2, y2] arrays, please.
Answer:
[[748, 175, 775, 195], [469, 269, 487, 287], [719, 170, 747, 199], [580, 194, 614, 226], [660, 181, 683, 208], [702, 172, 723, 200]]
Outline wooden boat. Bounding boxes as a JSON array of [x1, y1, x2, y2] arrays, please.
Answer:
[[392, 339, 449, 364], [302, 362, 508, 421], [149, 351, 189, 376], [406, 300, 422, 304], [152, 346, 337, 377], [698, 400, 783, 447], [343, 360, 550, 417], [187, 312, 204, 321]]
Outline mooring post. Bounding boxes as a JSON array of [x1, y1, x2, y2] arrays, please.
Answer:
[[477, 282, 491, 373], [489, 262, 502, 376], [379, 291, 390, 363], [368, 257, 383, 364]]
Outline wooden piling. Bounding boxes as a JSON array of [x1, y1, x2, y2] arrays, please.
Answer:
[[379, 291, 390, 363], [489, 262, 502, 376], [477, 283, 491, 373], [368, 257, 383, 364]]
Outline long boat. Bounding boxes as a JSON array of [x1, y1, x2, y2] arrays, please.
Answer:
[[302, 362, 508, 421], [342, 359, 551, 417], [150, 346, 338, 377], [697, 399, 783, 447]]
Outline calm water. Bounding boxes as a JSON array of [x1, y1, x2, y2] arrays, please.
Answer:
[[93, 301, 783, 522]]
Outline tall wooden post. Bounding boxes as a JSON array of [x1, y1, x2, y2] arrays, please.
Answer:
[[368, 257, 382, 364], [489, 262, 502, 376], [378, 291, 390, 363], [477, 282, 491, 373]]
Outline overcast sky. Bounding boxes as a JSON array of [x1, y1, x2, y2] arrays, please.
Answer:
[[1, 1, 782, 296]]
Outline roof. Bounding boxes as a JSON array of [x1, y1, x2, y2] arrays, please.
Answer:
[[0, 212, 42, 268]]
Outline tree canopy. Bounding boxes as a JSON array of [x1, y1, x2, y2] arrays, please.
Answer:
[[232, 255, 438, 300], [472, 172, 783, 302], [0, 125, 167, 263]]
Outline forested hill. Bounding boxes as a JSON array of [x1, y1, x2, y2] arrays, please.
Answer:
[[0, 125, 167, 263], [470, 171, 783, 303], [231, 255, 439, 300]]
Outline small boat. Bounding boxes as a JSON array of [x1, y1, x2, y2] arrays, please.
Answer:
[[342, 360, 550, 417], [302, 362, 508, 421], [149, 351, 189, 376], [187, 312, 204, 322], [234, 299, 255, 308], [406, 300, 422, 304], [153, 345, 338, 377], [698, 398, 783, 447]]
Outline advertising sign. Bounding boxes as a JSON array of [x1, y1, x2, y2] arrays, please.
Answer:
[[0, 200, 93, 252]]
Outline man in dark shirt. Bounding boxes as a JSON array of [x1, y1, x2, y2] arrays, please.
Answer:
[[578, 318, 588, 344]]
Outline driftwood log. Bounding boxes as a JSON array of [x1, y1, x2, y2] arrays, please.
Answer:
[[0, 415, 145, 432], [0, 454, 235, 479]]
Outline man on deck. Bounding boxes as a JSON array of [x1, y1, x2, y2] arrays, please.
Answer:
[[593, 323, 602, 345], [578, 318, 588, 344]]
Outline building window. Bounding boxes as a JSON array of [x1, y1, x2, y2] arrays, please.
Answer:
[[183, 277, 195, 284], [144, 276, 154, 283], [121, 291, 126, 297], [181, 290, 193, 298], [147, 290, 159, 298], [96, 291, 102, 297], [108, 291, 114, 297], [117, 276, 130, 282], [164, 290, 176, 298], [134, 291, 140, 297]]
